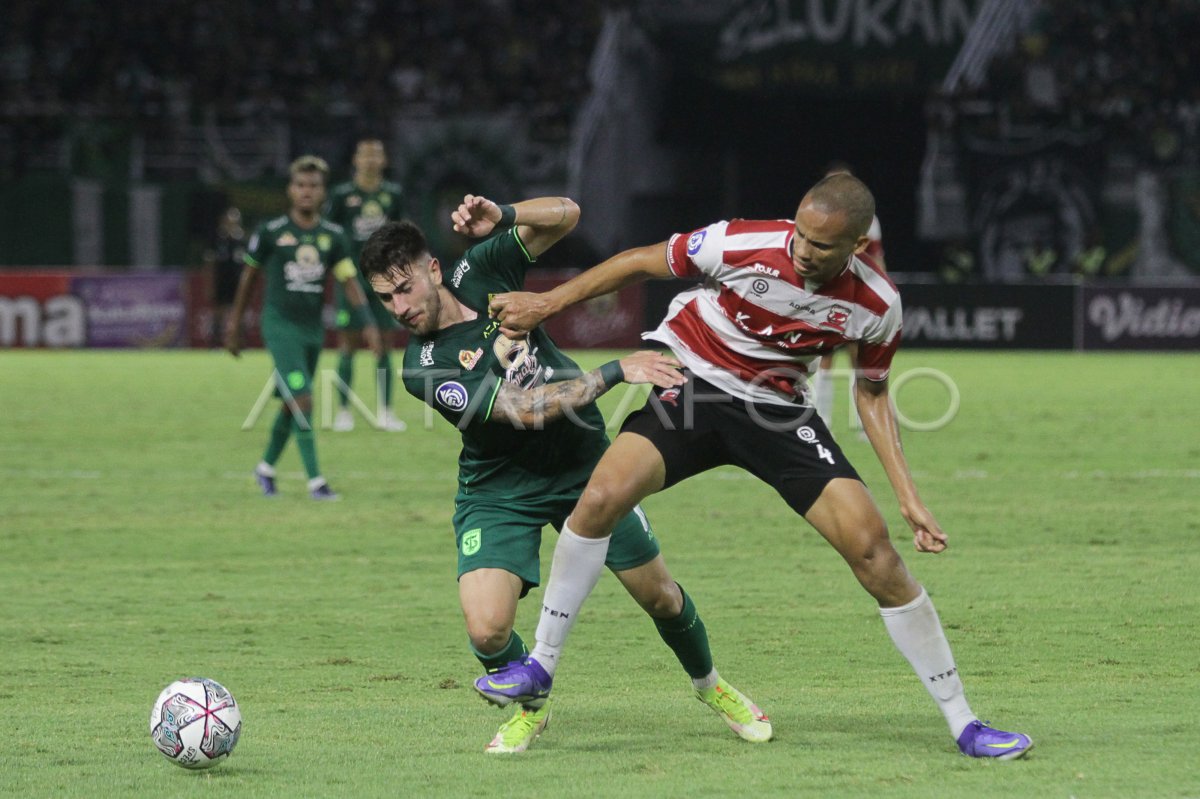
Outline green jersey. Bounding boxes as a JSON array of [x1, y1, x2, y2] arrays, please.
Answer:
[[244, 215, 355, 336], [325, 180, 405, 261], [402, 229, 609, 499]]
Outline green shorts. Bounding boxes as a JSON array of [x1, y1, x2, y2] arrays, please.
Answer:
[[452, 493, 661, 598], [264, 330, 321, 398], [334, 279, 399, 331]]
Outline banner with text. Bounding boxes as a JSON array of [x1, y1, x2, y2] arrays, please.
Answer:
[[1080, 285, 1200, 350], [897, 283, 1076, 349]]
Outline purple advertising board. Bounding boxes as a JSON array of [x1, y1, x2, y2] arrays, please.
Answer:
[[1080, 285, 1200, 350], [71, 274, 187, 348]]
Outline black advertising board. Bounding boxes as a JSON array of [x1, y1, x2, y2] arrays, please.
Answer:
[[896, 283, 1076, 349]]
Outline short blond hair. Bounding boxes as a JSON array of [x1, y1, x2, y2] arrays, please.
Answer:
[[289, 155, 330, 184]]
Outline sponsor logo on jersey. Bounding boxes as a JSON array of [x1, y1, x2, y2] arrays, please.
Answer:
[[436, 381, 469, 411], [686, 230, 706, 255], [750, 263, 780, 277], [451, 258, 470, 288], [823, 304, 852, 332], [796, 426, 818, 443], [493, 335, 543, 387], [284, 245, 326, 293], [276, 233, 298, 247], [458, 348, 483, 370], [419, 340, 435, 366], [658, 387, 681, 407], [752, 278, 770, 295]]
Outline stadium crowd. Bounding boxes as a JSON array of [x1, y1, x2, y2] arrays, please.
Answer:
[[936, 0, 1199, 164], [1, 0, 612, 171]]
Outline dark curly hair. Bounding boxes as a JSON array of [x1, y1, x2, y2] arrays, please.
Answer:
[[360, 220, 432, 279]]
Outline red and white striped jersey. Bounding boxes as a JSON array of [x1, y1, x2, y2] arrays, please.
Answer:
[[647, 218, 901, 406]]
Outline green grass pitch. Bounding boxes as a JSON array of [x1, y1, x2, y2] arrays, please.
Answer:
[[1, 348, 1198, 798]]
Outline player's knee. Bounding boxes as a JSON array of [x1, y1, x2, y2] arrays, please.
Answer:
[[840, 516, 892, 570], [633, 578, 683, 619], [464, 617, 513, 655], [574, 479, 632, 534]]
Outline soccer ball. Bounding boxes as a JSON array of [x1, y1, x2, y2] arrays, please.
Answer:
[[149, 677, 242, 769]]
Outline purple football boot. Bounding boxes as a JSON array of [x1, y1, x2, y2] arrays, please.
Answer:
[[474, 657, 553, 707], [255, 470, 277, 497], [957, 720, 1033, 760]]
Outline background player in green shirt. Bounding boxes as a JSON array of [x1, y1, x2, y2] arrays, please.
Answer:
[[225, 155, 381, 500], [360, 194, 771, 753], [325, 137, 407, 432]]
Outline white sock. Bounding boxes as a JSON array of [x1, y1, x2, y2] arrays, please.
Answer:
[[530, 521, 610, 678], [255, 461, 276, 477], [306, 476, 327, 492], [814, 368, 834, 426], [691, 669, 719, 692], [879, 588, 976, 739]]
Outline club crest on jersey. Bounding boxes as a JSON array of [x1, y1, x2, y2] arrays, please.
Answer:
[[686, 230, 706, 255], [436, 381, 469, 411], [458, 348, 483, 370], [823, 304, 852, 332]]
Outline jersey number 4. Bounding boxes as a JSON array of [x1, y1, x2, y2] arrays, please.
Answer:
[[816, 444, 835, 465]]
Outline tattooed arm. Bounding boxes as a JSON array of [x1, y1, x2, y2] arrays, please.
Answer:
[[490, 351, 685, 428]]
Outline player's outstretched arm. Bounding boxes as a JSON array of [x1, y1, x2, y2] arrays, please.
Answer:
[[488, 242, 673, 337], [491, 350, 684, 428], [855, 377, 948, 554]]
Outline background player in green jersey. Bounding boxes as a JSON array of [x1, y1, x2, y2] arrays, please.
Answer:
[[225, 155, 382, 500], [324, 137, 407, 433], [360, 195, 771, 753]]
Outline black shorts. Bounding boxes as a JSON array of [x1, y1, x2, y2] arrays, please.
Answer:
[[619, 373, 862, 515]]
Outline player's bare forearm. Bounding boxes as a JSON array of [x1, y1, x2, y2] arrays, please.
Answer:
[[491, 370, 609, 428], [490, 242, 672, 335], [490, 350, 683, 428], [451, 195, 579, 258], [224, 265, 259, 356], [341, 279, 383, 356], [855, 378, 947, 553], [343, 275, 369, 308]]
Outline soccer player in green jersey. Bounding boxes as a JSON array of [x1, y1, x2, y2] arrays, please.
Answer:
[[225, 155, 382, 500], [359, 194, 771, 753], [324, 137, 407, 432]]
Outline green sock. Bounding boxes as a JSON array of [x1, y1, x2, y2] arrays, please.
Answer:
[[653, 584, 714, 679], [471, 630, 527, 672], [336, 351, 354, 408], [377, 351, 394, 408], [262, 407, 292, 465], [291, 407, 320, 479]]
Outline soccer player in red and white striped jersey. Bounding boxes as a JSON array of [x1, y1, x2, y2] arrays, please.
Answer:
[[812, 162, 886, 431], [483, 173, 1032, 759]]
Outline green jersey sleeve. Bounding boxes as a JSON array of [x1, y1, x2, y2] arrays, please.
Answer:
[[468, 228, 537, 290], [244, 222, 273, 267]]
